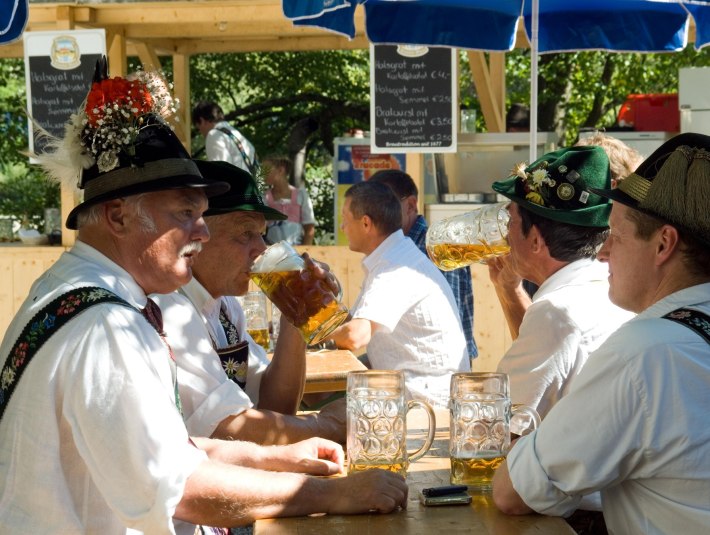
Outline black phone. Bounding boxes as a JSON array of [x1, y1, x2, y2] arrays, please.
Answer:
[[419, 491, 472, 507]]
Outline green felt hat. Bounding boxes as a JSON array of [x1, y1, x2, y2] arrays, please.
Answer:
[[492, 145, 612, 228], [196, 160, 287, 220]]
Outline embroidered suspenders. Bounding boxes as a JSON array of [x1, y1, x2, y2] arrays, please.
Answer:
[[0, 286, 181, 424], [662, 308, 710, 345]]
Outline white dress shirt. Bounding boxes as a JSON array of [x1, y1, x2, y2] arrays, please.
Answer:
[[351, 230, 469, 407], [498, 259, 634, 422], [0, 241, 206, 534], [205, 120, 257, 173], [507, 283, 710, 534], [155, 278, 269, 437]]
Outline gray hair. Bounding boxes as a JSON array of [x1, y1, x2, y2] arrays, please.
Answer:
[[75, 193, 156, 233]]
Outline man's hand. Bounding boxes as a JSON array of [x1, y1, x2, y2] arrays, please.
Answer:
[[266, 437, 345, 476], [313, 397, 347, 444], [326, 470, 409, 514], [487, 254, 522, 291]]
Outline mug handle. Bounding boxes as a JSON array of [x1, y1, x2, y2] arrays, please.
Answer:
[[406, 400, 436, 463], [510, 404, 541, 435]]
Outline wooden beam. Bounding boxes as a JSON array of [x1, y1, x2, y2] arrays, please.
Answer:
[[489, 52, 506, 117], [172, 52, 191, 151], [134, 41, 162, 71], [467, 51, 505, 133], [107, 30, 127, 77]]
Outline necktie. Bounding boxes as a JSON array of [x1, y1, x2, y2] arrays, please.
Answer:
[[142, 298, 182, 415]]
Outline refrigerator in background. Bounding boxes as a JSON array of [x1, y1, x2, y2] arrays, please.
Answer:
[[578, 130, 674, 160], [679, 67, 710, 136]]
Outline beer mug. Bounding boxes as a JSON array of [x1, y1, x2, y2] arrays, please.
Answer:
[[249, 241, 349, 345], [449, 372, 540, 489], [426, 202, 510, 270], [347, 370, 436, 477], [240, 291, 270, 351]]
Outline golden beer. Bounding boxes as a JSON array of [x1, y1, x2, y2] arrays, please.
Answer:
[[250, 269, 348, 345], [450, 455, 506, 488], [247, 328, 270, 350], [348, 459, 408, 477], [426, 240, 510, 271]]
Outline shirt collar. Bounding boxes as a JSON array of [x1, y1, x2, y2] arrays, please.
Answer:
[[70, 240, 149, 309], [534, 258, 607, 301], [407, 215, 428, 243], [179, 277, 222, 319], [362, 229, 406, 273], [640, 282, 710, 319]]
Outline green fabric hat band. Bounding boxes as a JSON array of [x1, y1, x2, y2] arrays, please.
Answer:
[[492, 145, 612, 228]]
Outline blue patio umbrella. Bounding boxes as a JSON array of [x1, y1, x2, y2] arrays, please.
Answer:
[[283, 0, 710, 159], [0, 0, 29, 45]]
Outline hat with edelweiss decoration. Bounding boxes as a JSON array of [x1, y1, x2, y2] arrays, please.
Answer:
[[492, 145, 612, 228], [34, 56, 229, 229], [590, 132, 710, 247]]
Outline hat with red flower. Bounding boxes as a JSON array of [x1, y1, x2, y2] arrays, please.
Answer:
[[34, 56, 228, 229], [492, 145, 612, 228]]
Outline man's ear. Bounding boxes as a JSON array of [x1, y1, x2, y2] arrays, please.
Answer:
[[655, 224, 681, 266], [103, 199, 129, 237], [404, 195, 418, 216]]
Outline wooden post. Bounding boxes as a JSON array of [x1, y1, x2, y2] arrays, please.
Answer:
[[172, 52, 191, 151], [467, 51, 505, 133]]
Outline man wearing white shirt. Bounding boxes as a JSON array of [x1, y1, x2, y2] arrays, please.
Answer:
[[156, 161, 346, 444], [493, 133, 710, 534], [328, 180, 469, 408], [488, 146, 633, 423], [192, 101, 258, 175]]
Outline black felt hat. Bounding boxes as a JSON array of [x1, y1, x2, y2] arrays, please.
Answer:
[[37, 57, 229, 230], [199, 160, 287, 220], [590, 132, 710, 247]]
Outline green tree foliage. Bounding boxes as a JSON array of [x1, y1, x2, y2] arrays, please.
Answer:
[[0, 58, 60, 233]]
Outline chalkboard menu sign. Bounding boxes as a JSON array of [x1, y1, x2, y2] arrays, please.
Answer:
[[23, 30, 106, 155], [370, 44, 457, 154]]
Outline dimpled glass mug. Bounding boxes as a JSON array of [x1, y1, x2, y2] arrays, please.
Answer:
[[249, 241, 349, 345], [425, 202, 510, 271], [449, 372, 540, 490], [347, 370, 435, 477]]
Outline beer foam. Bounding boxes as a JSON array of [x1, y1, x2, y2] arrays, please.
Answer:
[[251, 244, 303, 273]]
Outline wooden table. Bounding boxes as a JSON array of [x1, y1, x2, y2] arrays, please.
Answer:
[[254, 409, 575, 534], [268, 349, 367, 394]]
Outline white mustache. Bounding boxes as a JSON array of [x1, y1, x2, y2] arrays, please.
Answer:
[[180, 242, 202, 257]]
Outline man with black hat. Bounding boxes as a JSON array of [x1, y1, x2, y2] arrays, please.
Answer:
[[0, 66, 407, 533], [155, 161, 346, 445], [493, 133, 710, 533], [488, 146, 633, 424]]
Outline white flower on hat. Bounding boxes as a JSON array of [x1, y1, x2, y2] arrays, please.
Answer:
[[532, 168, 550, 187]]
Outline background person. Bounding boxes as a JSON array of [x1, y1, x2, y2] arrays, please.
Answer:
[[327, 180, 469, 408], [492, 132, 710, 534], [263, 155, 316, 245], [156, 161, 345, 445], [369, 169, 478, 363], [192, 100, 259, 176], [575, 131, 644, 187]]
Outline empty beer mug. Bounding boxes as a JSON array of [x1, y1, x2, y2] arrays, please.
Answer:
[[249, 241, 349, 345], [347, 370, 435, 477], [426, 202, 510, 271], [449, 372, 539, 489]]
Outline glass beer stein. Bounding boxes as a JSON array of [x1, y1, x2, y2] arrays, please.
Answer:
[[449, 372, 540, 490], [240, 291, 270, 351], [249, 241, 349, 345], [347, 370, 435, 477], [425, 202, 510, 271]]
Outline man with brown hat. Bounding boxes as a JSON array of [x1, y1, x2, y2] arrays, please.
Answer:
[[493, 133, 710, 533], [0, 63, 407, 533], [488, 146, 633, 424]]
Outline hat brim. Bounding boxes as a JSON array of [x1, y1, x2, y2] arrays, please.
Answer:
[[493, 178, 611, 228], [66, 170, 229, 230], [196, 160, 287, 221]]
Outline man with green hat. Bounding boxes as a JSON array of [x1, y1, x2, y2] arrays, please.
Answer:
[[155, 161, 346, 446], [493, 133, 710, 532], [488, 145, 633, 427]]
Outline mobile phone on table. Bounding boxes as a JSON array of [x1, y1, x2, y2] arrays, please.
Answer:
[[419, 485, 471, 506]]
